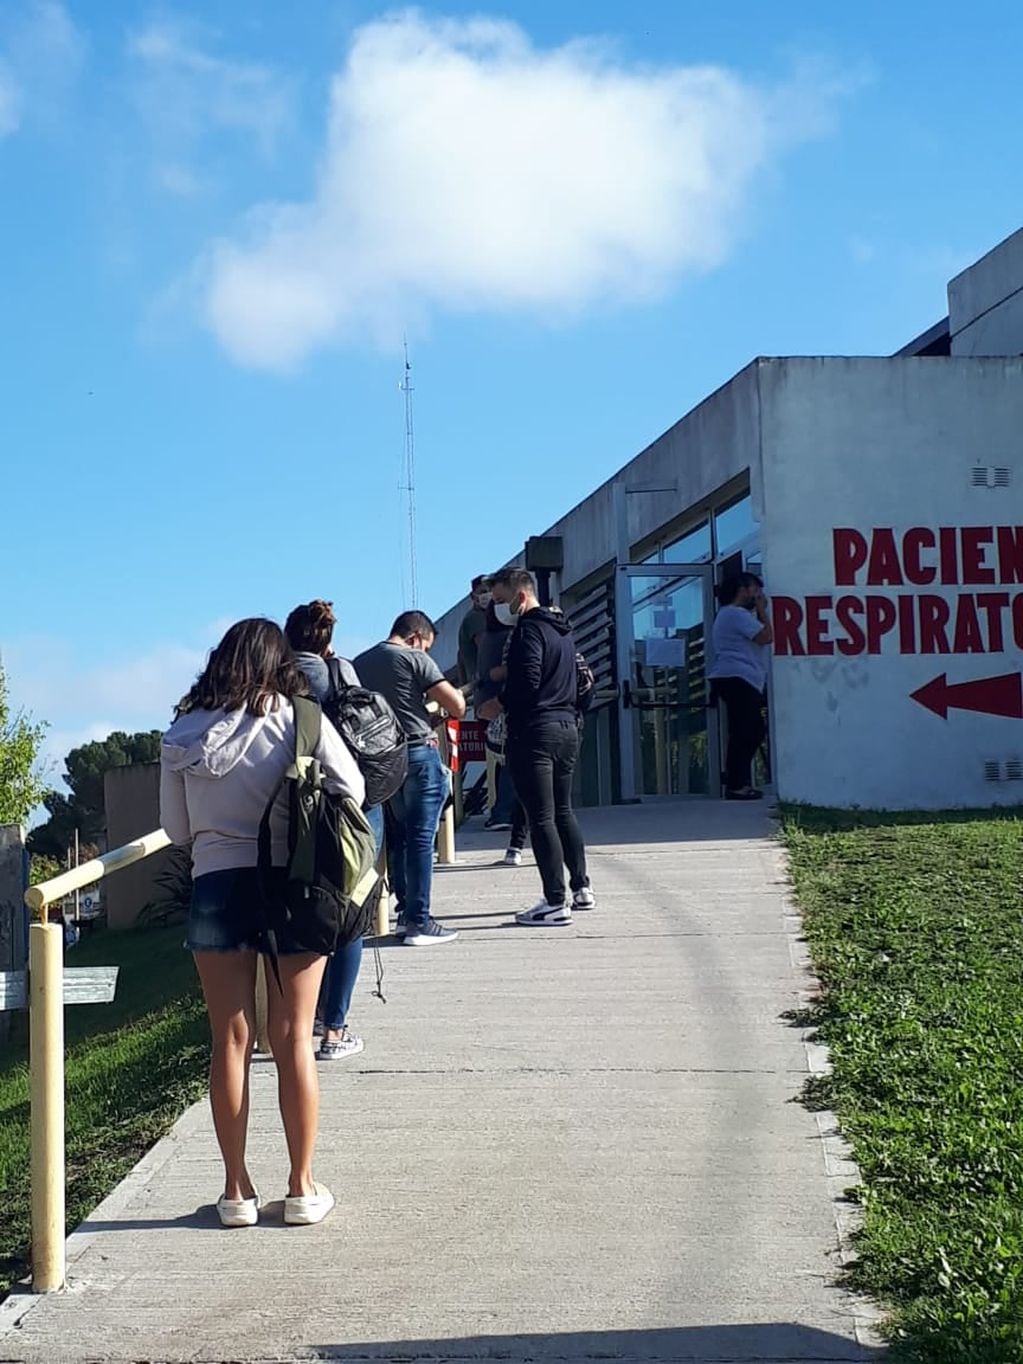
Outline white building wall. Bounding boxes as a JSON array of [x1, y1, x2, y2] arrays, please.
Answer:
[[949, 227, 1023, 357], [760, 357, 1023, 810]]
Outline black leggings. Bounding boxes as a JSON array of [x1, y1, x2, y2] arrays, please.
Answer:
[[714, 678, 766, 791]]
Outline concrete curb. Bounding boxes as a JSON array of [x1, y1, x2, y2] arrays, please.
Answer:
[[770, 829, 889, 1354], [0, 1097, 209, 1339]]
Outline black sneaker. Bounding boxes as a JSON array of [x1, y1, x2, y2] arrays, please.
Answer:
[[403, 918, 459, 947]]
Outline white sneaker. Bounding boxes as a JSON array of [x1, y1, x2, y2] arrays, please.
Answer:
[[516, 901, 572, 927], [284, 1182, 335, 1226], [217, 1191, 260, 1228], [572, 887, 596, 910], [502, 849, 523, 867], [404, 918, 459, 946], [318, 1027, 364, 1061]]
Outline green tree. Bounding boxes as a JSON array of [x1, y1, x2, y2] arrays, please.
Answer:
[[28, 730, 162, 858], [0, 667, 48, 825]]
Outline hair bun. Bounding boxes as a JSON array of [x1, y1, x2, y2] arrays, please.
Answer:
[[309, 600, 337, 627]]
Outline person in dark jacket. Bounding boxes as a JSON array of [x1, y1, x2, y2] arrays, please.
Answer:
[[475, 601, 528, 861], [489, 568, 594, 925]]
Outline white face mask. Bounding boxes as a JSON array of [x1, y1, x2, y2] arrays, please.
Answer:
[[494, 602, 517, 627]]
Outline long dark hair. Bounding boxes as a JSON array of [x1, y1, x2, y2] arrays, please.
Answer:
[[715, 572, 762, 607], [179, 618, 308, 716], [285, 599, 337, 656]]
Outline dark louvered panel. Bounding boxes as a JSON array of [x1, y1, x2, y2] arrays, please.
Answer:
[[565, 575, 615, 704]]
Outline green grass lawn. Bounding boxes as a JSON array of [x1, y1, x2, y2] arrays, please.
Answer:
[[782, 807, 1023, 1363], [0, 924, 209, 1294]]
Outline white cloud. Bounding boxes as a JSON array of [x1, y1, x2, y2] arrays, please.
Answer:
[[0, 0, 83, 136], [127, 19, 295, 178], [201, 10, 844, 370], [2, 631, 220, 796]]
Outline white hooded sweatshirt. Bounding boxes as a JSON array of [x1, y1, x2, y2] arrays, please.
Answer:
[[160, 698, 365, 878]]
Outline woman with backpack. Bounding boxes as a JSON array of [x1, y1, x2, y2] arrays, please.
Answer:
[[285, 600, 380, 1062], [160, 618, 364, 1228]]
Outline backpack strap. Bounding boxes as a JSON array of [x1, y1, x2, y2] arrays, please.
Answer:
[[293, 694, 322, 761]]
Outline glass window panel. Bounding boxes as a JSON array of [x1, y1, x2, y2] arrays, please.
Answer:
[[714, 493, 756, 557], [662, 521, 711, 564]]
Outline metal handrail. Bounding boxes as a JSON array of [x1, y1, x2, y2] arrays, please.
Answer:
[[24, 830, 171, 919], [20, 826, 172, 1294]]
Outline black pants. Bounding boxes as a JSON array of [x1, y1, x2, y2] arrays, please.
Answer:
[[508, 719, 589, 906], [714, 678, 766, 791]]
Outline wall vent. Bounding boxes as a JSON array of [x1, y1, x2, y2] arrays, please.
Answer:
[[983, 759, 1023, 782], [971, 466, 1012, 488]]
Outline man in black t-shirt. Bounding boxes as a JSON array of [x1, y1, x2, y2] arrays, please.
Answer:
[[355, 612, 466, 947]]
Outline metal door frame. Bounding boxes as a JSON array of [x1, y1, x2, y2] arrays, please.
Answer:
[[614, 561, 720, 803]]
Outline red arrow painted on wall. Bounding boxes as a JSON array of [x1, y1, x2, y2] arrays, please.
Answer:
[[911, 672, 1023, 720]]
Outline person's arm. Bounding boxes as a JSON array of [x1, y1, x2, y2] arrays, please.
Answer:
[[751, 593, 773, 646], [512, 619, 544, 703], [316, 714, 367, 805], [158, 760, 191, 845], [427, 678, 467, 719]]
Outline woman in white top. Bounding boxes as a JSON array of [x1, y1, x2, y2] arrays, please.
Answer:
[[708, 574, 773, 800], [161, 618, 364, 1228]]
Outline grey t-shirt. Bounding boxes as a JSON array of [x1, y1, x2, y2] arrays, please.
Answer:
[[708, 605, 769, 692], [353, 642, 445, 742]]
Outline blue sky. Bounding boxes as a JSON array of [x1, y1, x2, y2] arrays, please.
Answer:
[[2, 0, 1022, 780]]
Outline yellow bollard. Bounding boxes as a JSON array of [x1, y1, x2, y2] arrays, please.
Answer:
[[437, 803, 456, 865], [29, 920, 65, 1293]]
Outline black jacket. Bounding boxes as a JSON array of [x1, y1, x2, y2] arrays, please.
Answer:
[[502, 608, 577, 733]]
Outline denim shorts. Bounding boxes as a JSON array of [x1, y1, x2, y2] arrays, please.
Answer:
[[186, 867, 309, 955]]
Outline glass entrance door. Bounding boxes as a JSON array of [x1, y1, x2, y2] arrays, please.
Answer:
[[619, 565, 719, 799]]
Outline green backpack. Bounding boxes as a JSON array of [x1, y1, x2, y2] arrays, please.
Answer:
[[257, 697, 380, 980]]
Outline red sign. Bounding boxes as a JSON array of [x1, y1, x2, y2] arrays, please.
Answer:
[[444, 719, 487, 771], [910, 672, 1023, 721], [773, 525, 1023, 658]]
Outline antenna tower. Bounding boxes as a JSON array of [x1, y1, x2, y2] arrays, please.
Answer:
[[399, 340, 419, 607]]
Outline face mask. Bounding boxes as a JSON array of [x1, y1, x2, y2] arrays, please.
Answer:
[[494, 602, 516, 627]]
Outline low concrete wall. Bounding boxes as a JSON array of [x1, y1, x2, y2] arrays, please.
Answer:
[[104, 764, 170, 929]]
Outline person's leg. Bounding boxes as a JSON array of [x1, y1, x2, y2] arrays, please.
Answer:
[[365, 803, 385, 859], [385, 786, 409, 919], [402, 747, 449, 929], [267, 951, 328, 1198], [320, 937, 363, 1035], [489, 762, 515, 825], [192, 950, 258, 1202], [509, 734, 564, 905], [723, 680, 758, 791], [509, 795, 528, 852], [739, 686, 766, 788], [552, 722, 589, 892]]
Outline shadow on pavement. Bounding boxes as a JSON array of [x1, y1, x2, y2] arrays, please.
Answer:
[[308, 1322, 882, 1361]]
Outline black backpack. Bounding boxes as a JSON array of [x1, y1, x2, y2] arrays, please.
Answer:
[[575, 650, 596, 715], [257, 697, 380, 983], [325, 657, 408, 807]]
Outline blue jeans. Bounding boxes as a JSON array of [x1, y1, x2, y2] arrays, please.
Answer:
[[321, 804, 385, 1030], [386, 745, 450, 931]]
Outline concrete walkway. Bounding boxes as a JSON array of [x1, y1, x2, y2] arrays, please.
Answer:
[[2, 804, 882, 1363]]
